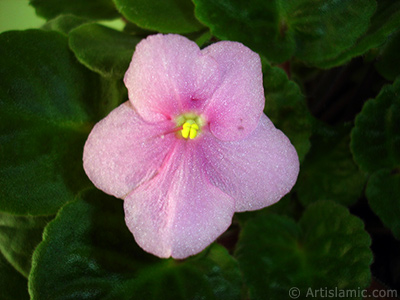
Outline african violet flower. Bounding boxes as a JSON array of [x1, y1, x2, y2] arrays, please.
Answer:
[[83, 34, 299, 259]]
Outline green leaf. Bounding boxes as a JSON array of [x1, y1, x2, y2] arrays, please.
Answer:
[[291, 0, 376, 65], [297, 124, 366, 206], [318, 0, 400, 69], [123, 21, 157, 36], [194, 0, 294, 63], [69, 23, 141, 79], [351, 78, 400, 173], [0, 213, 52, 277], [235, 201, 372, 300], [42, 14, 91, 35], [96, 77, 128, 117], [0, 252, 29, 300], [375, 30, 400, 81], [366, 168, 400, 240], [29, 189, 242, 300], [185, 30, 212, 47], [0, 30, 100, 215], [113, 0, 203, 34], [30, 0, 119, 21], [264, 63, 312, 162], [194, 0, 376, 64]]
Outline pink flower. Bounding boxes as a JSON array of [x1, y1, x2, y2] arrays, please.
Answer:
[[83, 34, 299, 259]]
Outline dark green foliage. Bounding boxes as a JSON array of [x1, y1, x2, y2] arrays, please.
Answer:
[[297, 124, 366, 206], [0, 30, 97, 215], [194, 0, 376, 65], [351, 78, 400, 173], [352, 78, 400, 248], [69, 23, 142, 79], [113, 0, 203, 33], [42, 14, 91, 35], [0, 213, 52, 277], [375, 30, 400, 81], [30, 0, 119, 20], [0, 252, 30, 300], [235, 201, 372, 300], [264, 63, 312, 162], [2, 0, 400, 298], [366, 169, 400, 240]]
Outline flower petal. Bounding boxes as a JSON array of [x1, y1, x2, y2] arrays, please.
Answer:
[[200, 114, 299, 212], [201, 41, 265, 141], [83, 101, 176, 198], [124, 34, 220, 122], [124, 142, 235, 259]]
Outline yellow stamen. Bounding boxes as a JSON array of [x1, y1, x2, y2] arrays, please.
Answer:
[[181, 120, 199, 139]]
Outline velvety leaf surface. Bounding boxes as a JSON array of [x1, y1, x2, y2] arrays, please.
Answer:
[[0, 30, 99, 215], [113, 0, 203, 33], [123, 22, 157, 36], [375, 29, 400, 81], [29, 189, 242, 300], [42, 14, 91, 35], [69, 23, 141, 79], [0, 213, 52, 277], [0, 252, 29, 300], [264, 63, 312, 162], [235, 201, 372, 300], [366, 168, 400, 240], [30, 0, 119, 20], [96, 77, 128, 117], [319, 0, 400, 68], [297, 124, 366, 206], [351, 78, 400, 173], [194, 0, 376, 64]]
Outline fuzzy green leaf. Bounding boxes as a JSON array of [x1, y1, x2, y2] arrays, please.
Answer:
[[297, 124, 366, 206], [264, 63, 312, 162], [42, 14, 91, 35], [113, 0, 203, 33], [0, 213, 52, 277], [69, 23, 141, 79], [30, 0, 119, 20], [375, 30, 400, 81], [29, 189, 242, 300], [194, 0, 376, 64], [0, 30, 100, 215], [0, 252, 29, 300], [366, 168, 400, 240], [235, 201, 372, 300], [351, 78, 400, 173], [318, 0, 400, 68]]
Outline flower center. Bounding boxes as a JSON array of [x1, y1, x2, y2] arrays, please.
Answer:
[[175, 113, 204, 140], [182, 120, 199, 139]]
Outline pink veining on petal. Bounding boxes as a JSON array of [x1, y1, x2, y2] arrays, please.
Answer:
[[201, 41, 265, 141], [124, 141, 235, 259], [124, 34, 220, 122], [83, 101, 176, 198], [200, 114, 299, 212]]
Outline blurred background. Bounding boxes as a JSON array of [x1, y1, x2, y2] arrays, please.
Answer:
[[0, 0, 43, 32], [0, 0, 123, 33]]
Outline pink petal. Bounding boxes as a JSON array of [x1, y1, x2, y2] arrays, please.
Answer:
[[201, 41, 265, 141], [124, 34, 220, 122], [124, 141, 235, 259], [200, 114, 299, 212], [83, 101, 176, 198]]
